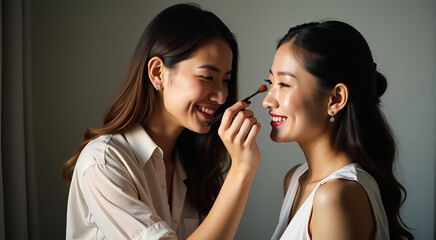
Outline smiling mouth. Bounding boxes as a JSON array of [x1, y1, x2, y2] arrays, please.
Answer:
[[272, 116, 287, 122], [270, 113, 287, 127], [195, 105, 216, 120]]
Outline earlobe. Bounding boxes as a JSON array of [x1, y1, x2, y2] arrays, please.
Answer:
[[327, 83, 349, 116], [147, 56, 164, 90]]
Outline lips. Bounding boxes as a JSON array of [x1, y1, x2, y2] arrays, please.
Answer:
[[195, 105, 217, 120], [269, 112, 287, 127]]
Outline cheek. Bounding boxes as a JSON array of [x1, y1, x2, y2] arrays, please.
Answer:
[[281, 90, 322, 127], [223, 86, 229, 99], [170, 75, 204, 103], [184, 82, 204, 100], [280, 91, 302, 113], [299, 96, 325, 129]]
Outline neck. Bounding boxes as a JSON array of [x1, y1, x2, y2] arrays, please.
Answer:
[[298, 133, 352, 182], [144, 108, 184, 162]]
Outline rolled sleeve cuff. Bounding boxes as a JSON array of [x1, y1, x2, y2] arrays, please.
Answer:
[[133, 221, 177, 240]]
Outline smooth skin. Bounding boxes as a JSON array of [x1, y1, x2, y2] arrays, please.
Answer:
[[264, 41, 374, 240], [192, 101, 261, 239], [147, 37, 261, 240]]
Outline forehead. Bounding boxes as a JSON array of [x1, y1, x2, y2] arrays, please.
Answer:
[[271, 42, 319, 89], [186, 38, 233, 70], [272, 42, 303, 72]]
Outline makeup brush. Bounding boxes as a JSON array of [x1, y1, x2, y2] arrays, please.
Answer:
[[206, 84, 268, 126]]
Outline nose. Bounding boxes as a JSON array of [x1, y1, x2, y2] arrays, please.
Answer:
[[209, 82, 227, 105], [262, 87, 278, 109]]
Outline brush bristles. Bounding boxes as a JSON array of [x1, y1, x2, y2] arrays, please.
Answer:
[[258, 84, 268, 93]]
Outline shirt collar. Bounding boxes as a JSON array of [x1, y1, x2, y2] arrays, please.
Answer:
[[124, 124, 163, 167]]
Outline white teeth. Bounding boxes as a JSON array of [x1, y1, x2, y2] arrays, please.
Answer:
[[272, 116, 287, 122], [199, 106, 215, 115]]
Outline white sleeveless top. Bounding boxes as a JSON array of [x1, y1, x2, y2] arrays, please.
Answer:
[[271, 163, 390, 240]]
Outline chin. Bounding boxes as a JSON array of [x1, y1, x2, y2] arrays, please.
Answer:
[[271, 137, 287, 143], [186, 124, 211, 134], [197, 127, 210, 134], [270, 132, 283, 142], [270, 131, 292, 143]]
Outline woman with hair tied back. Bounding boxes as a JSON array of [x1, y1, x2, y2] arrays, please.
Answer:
[[63, 4, 261, 240], [263, 21, 413, 239]]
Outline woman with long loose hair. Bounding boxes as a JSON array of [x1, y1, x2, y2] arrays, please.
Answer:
[[64, 4, 261, 239], [263, 21, 413, 239]]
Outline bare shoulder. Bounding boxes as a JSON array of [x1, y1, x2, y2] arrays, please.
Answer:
[[283, 164, 302, 195], [311, 179, 374, 240], [314, 179, 369, 205]]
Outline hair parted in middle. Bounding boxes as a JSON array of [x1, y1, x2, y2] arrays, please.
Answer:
[[62, 3, 239, 217]]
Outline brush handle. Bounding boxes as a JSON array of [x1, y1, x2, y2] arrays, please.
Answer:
[[206, 92, 258, 126], [241, 91, 258, 102], [206, 112, 224, 126]]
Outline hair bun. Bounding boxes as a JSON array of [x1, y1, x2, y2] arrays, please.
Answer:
[[375, 71, 387, 98]]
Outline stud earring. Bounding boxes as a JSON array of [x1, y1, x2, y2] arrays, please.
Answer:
[[330, 111, 335, 123], [155, 85, 161, 91]]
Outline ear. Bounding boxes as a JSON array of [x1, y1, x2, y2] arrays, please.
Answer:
[[147, 56, 164, 90], [327, 83, 349, 116]]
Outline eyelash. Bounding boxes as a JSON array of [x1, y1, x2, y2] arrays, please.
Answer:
[[264, 79, 290, 87], [199, 75, 213, 80], [200, 75, 230, 84]]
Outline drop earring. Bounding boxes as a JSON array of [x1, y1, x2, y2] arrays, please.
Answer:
[[330, 111, 335, 123]]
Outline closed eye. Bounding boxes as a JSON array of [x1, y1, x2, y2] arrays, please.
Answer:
[[199, 75, 213, 81], [264, 79, 272, 85], [279, 82, 290, 87]]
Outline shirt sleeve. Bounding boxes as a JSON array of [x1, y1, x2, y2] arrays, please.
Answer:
[[81, 163, 177, 240]]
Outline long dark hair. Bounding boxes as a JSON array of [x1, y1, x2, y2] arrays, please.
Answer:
[[62, 3, 238, 216], [278, 21, 413, 239]]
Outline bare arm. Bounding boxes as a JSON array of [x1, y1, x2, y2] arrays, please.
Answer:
[[188, 101, 261, 240], [310, 179, 375, 240]]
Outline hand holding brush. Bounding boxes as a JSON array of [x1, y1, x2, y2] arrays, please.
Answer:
[[206, 84, 267, 126]]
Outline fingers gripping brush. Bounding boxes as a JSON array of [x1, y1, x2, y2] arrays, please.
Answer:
[[206, 84, 268, 126]]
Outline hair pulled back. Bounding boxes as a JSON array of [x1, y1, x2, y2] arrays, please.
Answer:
[[278, 21, 413, 239]]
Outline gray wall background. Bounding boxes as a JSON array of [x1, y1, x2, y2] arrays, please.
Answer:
[[30, 0, 435, 239]]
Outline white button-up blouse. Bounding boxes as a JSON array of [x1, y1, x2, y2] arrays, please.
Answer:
[[66, 124, 200, 239]]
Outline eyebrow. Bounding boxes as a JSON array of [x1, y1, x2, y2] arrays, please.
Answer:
[[198, 64, 232, 75], [269, 69, 297, 78]]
